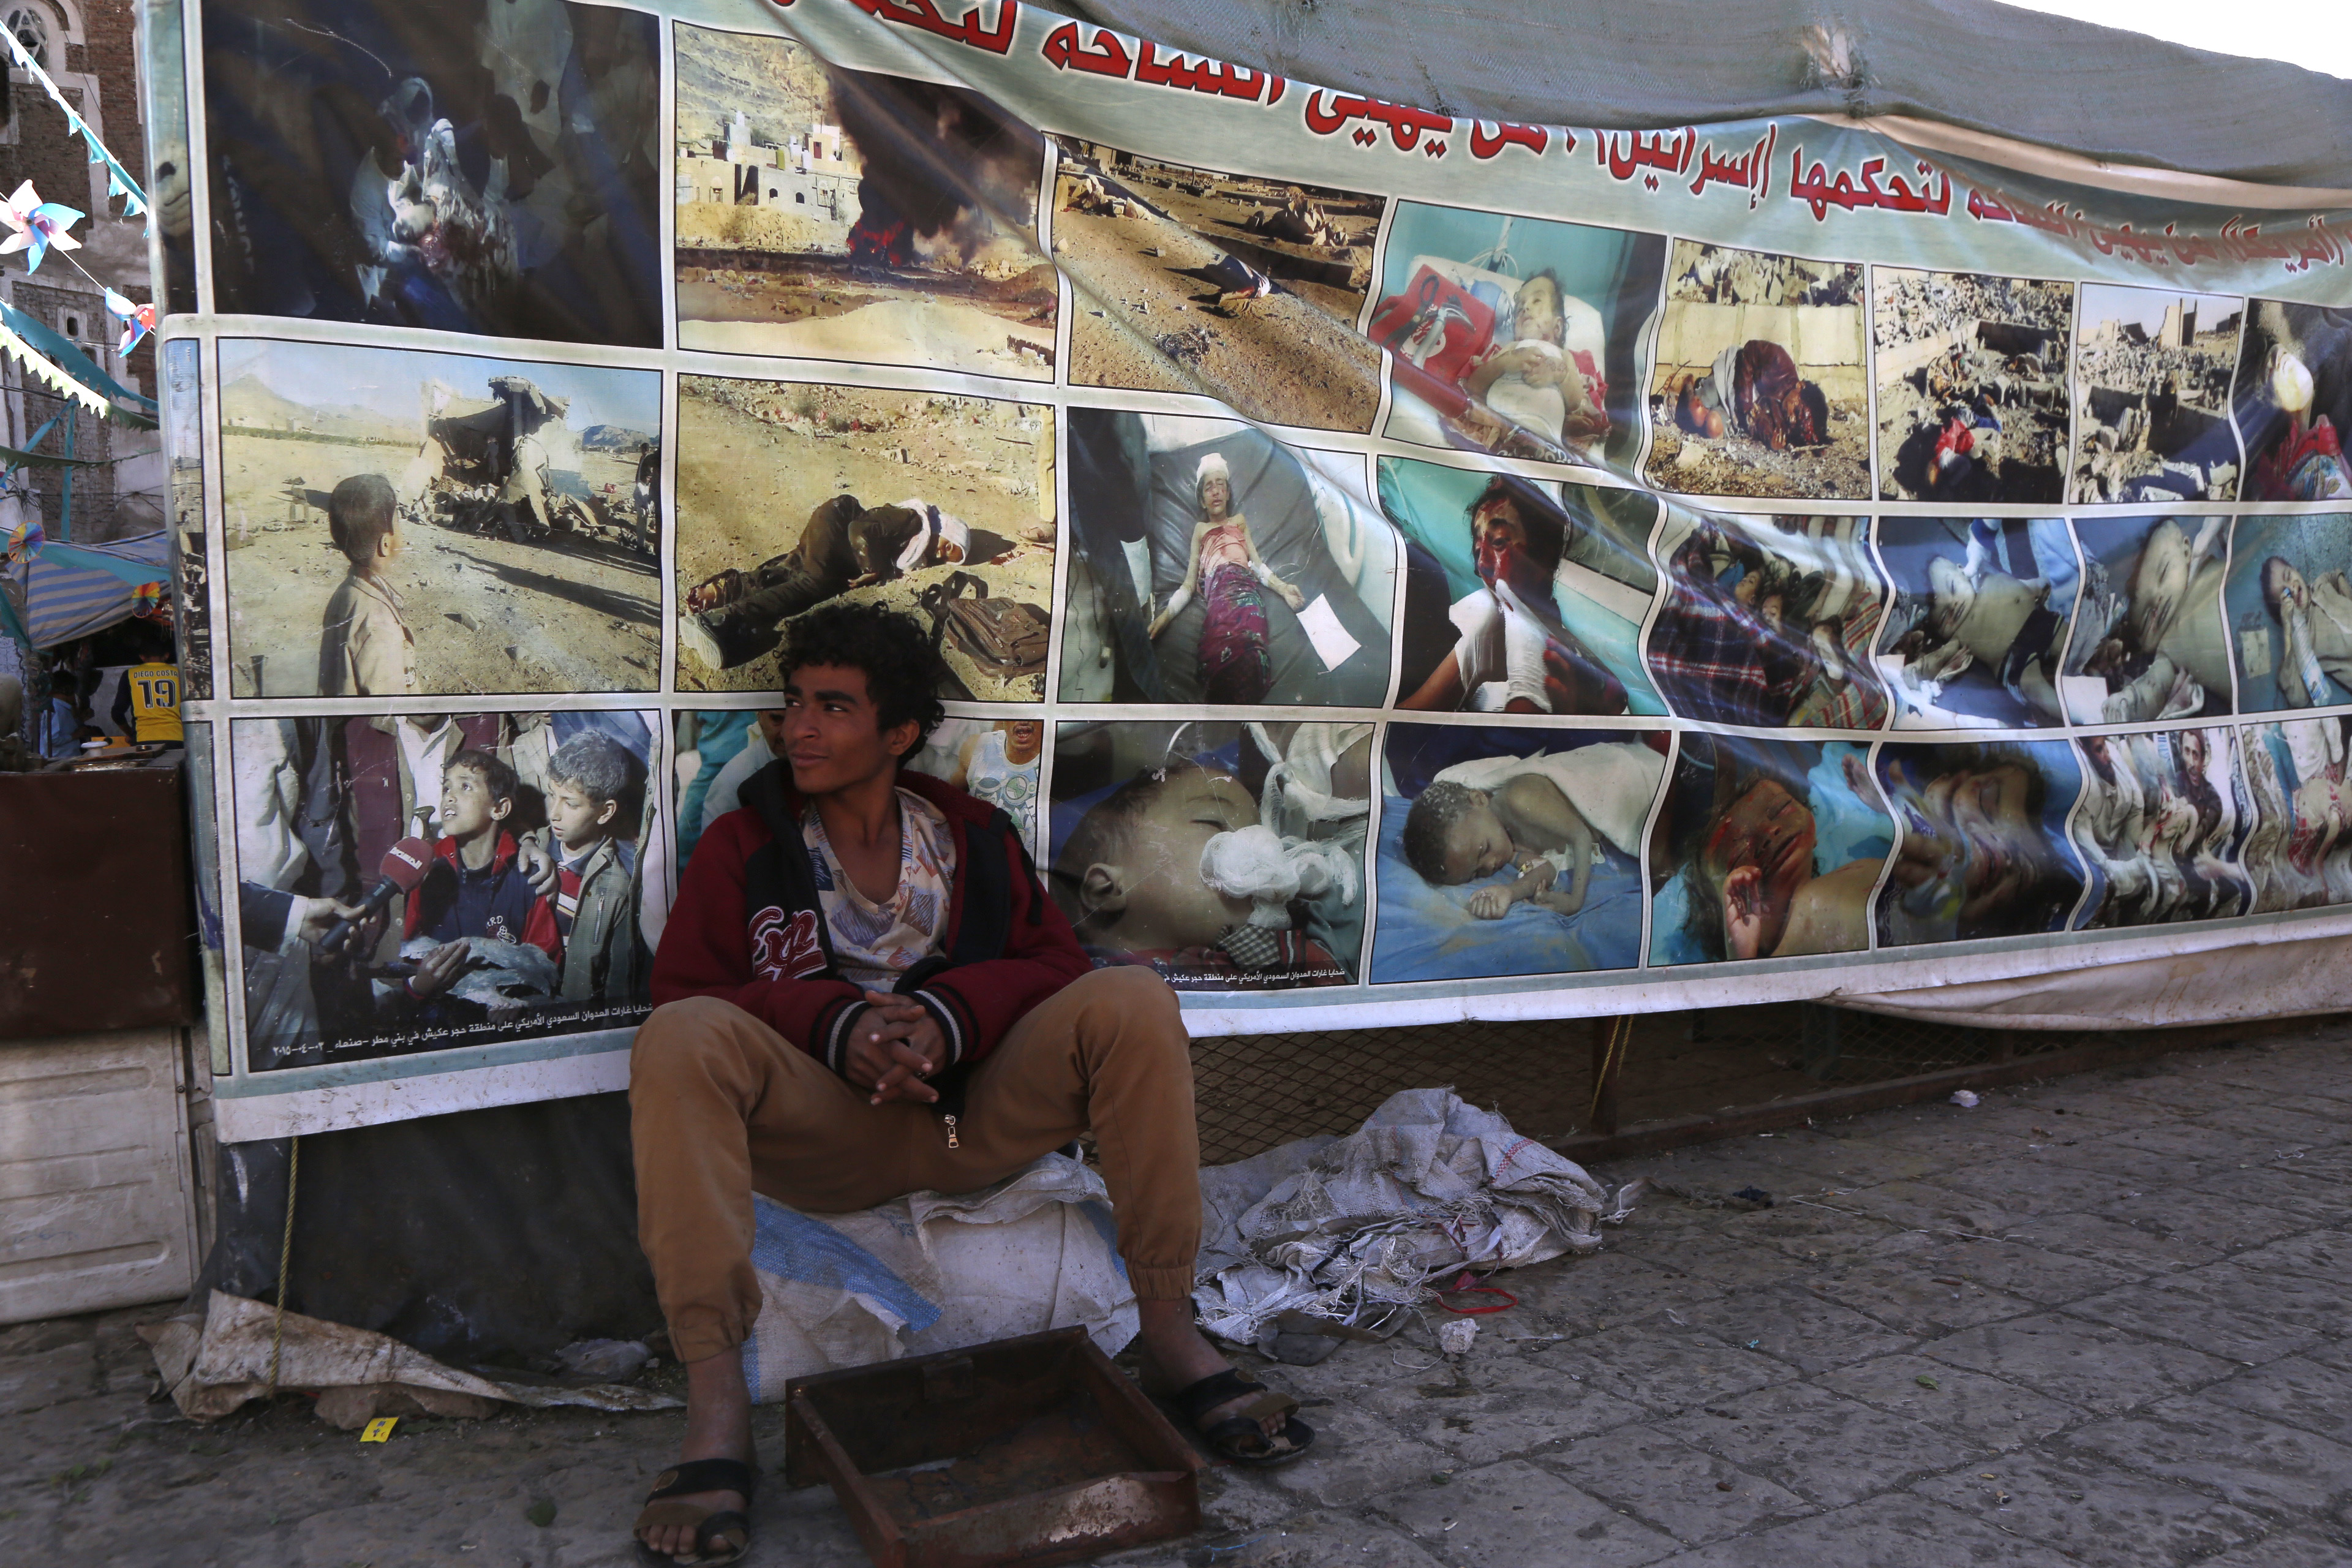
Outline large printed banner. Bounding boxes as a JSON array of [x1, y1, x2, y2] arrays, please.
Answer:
[[156, 0, 2352, 1137]]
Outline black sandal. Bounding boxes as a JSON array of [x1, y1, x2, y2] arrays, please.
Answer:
[[1166, 1369, 1316, 1467], [631, 1457, 755, 1566]]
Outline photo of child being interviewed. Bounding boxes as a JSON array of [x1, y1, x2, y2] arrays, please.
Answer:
[[1649, 733, 1891, 967], [1046, 720, 1370, 989], [230, 709, 658, 1071], [1372, 723, 1667, 984]]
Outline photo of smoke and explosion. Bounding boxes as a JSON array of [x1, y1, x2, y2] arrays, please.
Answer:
[[199, 0, 663, 346], [674, 24, 1055, 380]]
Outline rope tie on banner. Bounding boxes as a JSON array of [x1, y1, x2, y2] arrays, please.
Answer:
[[266, 1135, 300, 1399], [1588, 1013, 1632, 1126]]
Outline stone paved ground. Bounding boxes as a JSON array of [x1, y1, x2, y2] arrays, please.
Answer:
[[4, 1026, 2350, 1567]]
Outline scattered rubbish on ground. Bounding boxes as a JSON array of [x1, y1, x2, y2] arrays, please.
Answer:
[[1730, 1186, 1776, 1209], [1950, 1090, 1981, 1108], [1436, 1319, 1479, 1357], [550, 1339, 650, 1381], [1916, 1374, 1940, 1389]]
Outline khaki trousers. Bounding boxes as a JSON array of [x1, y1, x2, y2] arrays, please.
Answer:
[[629, 967, 1199, 1363]]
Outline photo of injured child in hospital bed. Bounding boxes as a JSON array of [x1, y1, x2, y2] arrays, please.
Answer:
[[1365, 202, 1664, 470], [1648, 732, 1891, 967], [2224, 513, 2352, 715], [1874, 739, 2087, 948], [1371, 724, 1667, 984], [2059, 514, 2234, 725], [1646, 511, 1888, 729], [1378, 459, 1662, 717], [1046, 720, 1369, 988], [1056, 411, 1398, 707], [1875, 517, 2078, 729], [2070, 726, 2252, 929]]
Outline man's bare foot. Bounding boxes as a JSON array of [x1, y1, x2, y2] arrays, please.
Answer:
[[1135, 1298, 1287, 1443], [638, 1351, 754, 1561]]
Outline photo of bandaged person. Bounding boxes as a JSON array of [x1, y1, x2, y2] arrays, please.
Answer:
[[2236, 717, 2352, 913], [1046, 721, 1368, 988], [1372, 725, 1665, 983], [2225, 514, 2352, 713], [1647, 512, 1887, 729], [1874, 268, 2073, 503], [1366, 203, 1664, 469], [2071, 728, 2252, 928], [1875, 741, 2086, 947], [2233, 301, 2352, 502], [2060, 515, 2233, 724], [674, 376, 1055, 697], [677, 710, 1042, 872], [232, 710, 659, 1071], [1646, 242, 1867, 500], [1649, 733, 1890, 967], [1875, 518, 2077, 729], [1380, 459, 1662, 718], [1058, 412, 1397, 707]]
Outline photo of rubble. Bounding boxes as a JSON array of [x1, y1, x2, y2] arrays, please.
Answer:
[[1873, 268, 2075, 502], [674, 25, 1055, 380], [216, 339, 662, 698], [1050, 139, 1384, 433], [1368, 202, 1665, 470], [2069, 286, 2243, 503], [673, 375, 1055, 698], [1645, 242, 1869, 500], [200, 0, 663, 345], [2232, 300, 2352, 501]]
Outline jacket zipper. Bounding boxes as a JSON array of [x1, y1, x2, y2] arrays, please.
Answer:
[[943, 1114, 960, 1150]]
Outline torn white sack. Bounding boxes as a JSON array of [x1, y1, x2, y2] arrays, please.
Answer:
[[1191, 1088, 1644, 1344], [739, 1152, 1139, 1403]]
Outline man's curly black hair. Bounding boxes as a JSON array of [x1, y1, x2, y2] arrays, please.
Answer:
[[780, 601, 948, 760]]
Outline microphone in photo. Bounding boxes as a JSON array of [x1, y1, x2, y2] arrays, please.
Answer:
[[320, 836, 433, 957]]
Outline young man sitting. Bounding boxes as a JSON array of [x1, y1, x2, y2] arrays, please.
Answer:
[[630, 602, 1312, 1565]]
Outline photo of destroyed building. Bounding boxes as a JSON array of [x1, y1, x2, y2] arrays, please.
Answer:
[[1873, 267, 2075, 503], [673, 24, 1056, 379], [2069, 286, 2242, 503], [217, 339, 661, 697], [1646, 241, 1869, 501], [1050, 138, 1384, 434], [2232, 300, 2352, 502]]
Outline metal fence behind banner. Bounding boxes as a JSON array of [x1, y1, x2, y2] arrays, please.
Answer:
[[1186, 1005, 2110, 1167]]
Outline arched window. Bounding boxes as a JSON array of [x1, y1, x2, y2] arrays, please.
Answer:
[[4, 6, 48, 66]]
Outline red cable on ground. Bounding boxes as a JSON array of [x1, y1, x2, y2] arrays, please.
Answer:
[[1432, 1270, 1516, 1314]]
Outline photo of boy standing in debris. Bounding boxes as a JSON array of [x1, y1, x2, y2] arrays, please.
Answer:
[[673, 375, 1055, 698], [2070, 286, 2244, 503], [1874, 268, 2075, 503], [218, 339, 661, 698], [1050, 137, 1384, 434], [1646, 241, 1867, 500]]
